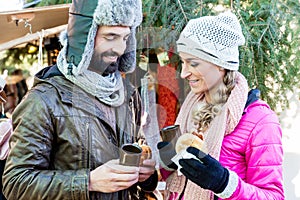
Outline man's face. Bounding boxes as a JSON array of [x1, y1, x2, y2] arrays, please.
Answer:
[[88, 26, 131, 75]]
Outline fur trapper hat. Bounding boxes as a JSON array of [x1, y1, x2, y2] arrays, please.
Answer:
[[58, 0, 143, 76]]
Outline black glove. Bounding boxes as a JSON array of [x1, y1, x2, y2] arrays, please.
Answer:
[[179, 147, 229, 194], [139, 170, 158, 192], [157, 141, 178, 170]]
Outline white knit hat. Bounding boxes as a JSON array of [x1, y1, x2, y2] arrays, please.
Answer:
[[176, 11, 245, 71]]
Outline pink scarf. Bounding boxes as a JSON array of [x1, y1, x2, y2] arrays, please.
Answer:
[[164, 72, 248, 200]]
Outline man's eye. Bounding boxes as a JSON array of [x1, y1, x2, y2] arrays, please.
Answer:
[[123, 36, 130, 41], [105, 36, 115, 41]]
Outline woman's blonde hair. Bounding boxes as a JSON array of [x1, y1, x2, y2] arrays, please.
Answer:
[[192, 70, 236, 133]]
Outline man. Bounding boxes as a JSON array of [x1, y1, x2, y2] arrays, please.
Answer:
[[2, 0, 158, 199]]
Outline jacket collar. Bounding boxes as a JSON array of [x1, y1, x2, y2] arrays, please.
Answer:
[[34, 67, 117, 128]]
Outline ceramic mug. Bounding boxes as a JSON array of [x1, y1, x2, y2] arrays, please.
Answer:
[[119, 143, 142, 167], [160, 124, 181, 143]]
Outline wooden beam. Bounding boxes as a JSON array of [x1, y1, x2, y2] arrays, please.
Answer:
[[0, 24, 67, 51], [7, 12, 35, 23]]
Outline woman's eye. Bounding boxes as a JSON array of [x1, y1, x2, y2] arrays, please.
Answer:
[[190, 62, 199, 67]]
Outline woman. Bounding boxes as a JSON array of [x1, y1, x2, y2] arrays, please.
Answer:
[[158, 11, 284, 200]]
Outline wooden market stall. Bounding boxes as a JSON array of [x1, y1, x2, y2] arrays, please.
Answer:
[[0, 3, 70, 51]]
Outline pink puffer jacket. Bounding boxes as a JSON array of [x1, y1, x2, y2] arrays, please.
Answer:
[[219, 100, 284, 199]]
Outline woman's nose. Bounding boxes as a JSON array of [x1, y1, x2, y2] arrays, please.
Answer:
[[180, 63, 191, 79]]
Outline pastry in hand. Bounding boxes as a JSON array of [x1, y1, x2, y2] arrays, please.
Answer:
[[139, 144, 152, 166], [175, 132, 206, 153]]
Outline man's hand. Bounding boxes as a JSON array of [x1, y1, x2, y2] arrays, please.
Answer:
[[89, 159, 139, 193], [138, 158, 156, 182]]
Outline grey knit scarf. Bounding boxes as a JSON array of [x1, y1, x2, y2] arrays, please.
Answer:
[[61, 69, 125, 107]]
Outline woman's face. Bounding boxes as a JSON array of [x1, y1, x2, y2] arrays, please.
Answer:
[[179, 52, 225, 94]]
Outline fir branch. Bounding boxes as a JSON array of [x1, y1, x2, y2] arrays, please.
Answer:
[[176, 0, 188, 23]]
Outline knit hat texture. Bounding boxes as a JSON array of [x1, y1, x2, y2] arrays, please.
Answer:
[[58, 0, 142, 76], [176, 11, 245, 71]]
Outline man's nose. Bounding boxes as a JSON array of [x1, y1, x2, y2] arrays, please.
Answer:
[[112, 39, 127, 56]]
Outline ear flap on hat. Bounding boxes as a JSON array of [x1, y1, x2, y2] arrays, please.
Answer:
[[67, 14, 94, 66], [118, 28, 138, 73], [66, 0, 99, 66]]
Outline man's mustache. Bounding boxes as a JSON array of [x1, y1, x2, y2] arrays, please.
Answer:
[[102, 51, 120, 57]]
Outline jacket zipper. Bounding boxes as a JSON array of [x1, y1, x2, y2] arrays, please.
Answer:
[[85, 121, 91, 168]]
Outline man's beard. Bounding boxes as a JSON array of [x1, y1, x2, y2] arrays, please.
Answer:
[[88, 51, 119, 76]]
